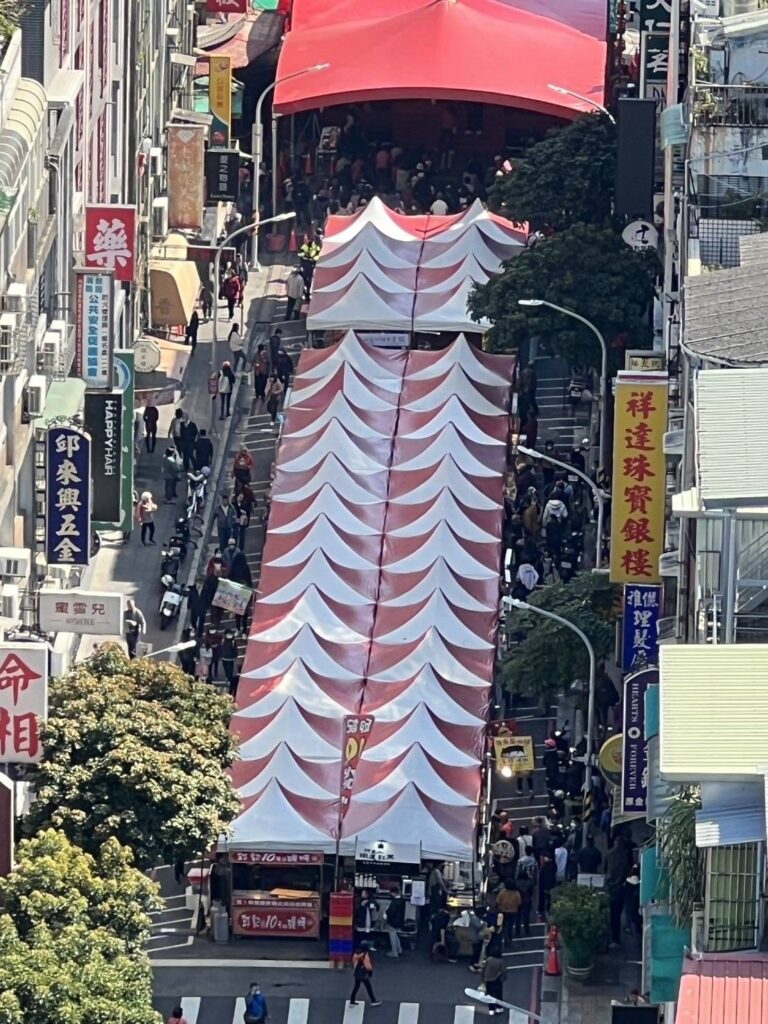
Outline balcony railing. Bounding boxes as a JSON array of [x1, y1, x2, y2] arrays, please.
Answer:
[[693, 82, 768, 127]]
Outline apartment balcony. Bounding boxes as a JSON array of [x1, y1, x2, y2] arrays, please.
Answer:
[[693, 82, 768, 128]]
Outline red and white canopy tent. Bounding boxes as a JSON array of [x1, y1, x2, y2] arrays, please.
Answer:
[[229, 333, 513, 861], [307, 198, 527, 336]]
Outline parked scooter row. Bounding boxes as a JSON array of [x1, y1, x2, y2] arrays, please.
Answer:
[[156, 466, 211, 628]]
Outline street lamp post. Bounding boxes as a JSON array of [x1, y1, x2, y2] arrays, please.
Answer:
[[250, 63, 330, 269], [517, 443, 607, 570], [145, 639, 197, 660], [518, 298, 610, 475], [547, 83, 616, 124], [464, 988, 552, 1021], [211, 212, 296, 431], [503, 596, 596, 844]]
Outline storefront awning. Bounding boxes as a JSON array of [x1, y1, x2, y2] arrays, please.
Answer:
[[149, 259, 200, 328], [695, 780, 766, 849], [195, 10, 284, 71], [134, 338, 190, 407], [0, 78, 46, 190], [675, 954, 768, 1024]]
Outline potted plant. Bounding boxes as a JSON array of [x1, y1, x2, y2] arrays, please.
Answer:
[[549, 882, 609, 980]]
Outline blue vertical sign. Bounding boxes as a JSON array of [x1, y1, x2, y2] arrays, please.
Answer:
[[622, 666, 658, 816], [46, 427, 91, 566], [622, 584, 661, 672]]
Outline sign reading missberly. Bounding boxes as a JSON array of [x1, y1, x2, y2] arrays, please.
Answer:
[[84, 391, 123, 524]]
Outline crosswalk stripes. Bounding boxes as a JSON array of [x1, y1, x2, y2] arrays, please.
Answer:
[[180, 997, 200, 1024], [397, 1005, 419, 1024], [288, 998, 310, 1023]]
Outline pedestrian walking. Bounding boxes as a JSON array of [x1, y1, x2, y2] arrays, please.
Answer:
[[243, 982, 269, 1023], [185, 310, 200, 352], [496, 880, 521, 947], [427, 862, 448, 914], [285, 266, 304, 320], [186, 579, 206, 638], [538, 852, 557, 919], [221, 269, 241, 320], [464, 906, 486, 972], [167, 1006, 189, 1024], [482, 955, 507, 1016], [218, 361, 236, 419], [229, 547, 252, 589], [252, 344, 269, 403], [235, 498, 249, 551], [268, 327, 282, 370], [143, 400, 159, 453], [348, 943, 381, 1007], [194, 428, 213, 471], [384, 886, 405, 958], [222, 536, 242, 574], [201, 280, 213, 321], [179, 413, 199, 472], [220, 629, 238, 695], [514, 846, 537, 937], [235, 252, 249, 287], [123, 598, 146, 659], [169, 408, 183, 455], [203, 626, 222, 680], [265, 373, 284, 425], [577, 834, 602, 874], [228, 323, 246, 372], [275, 347, 294, 389], [232, 444, 254, 492], [214, 494, 237, 549], [136, 491, 157, 545], [161, 447, 181, 503], [177, 626, 198, 675]]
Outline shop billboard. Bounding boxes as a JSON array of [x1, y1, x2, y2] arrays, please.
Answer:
[[0, 643, 49, 764], [45, 426, 91, 567]]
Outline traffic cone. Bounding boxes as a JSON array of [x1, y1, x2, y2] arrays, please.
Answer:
[[304, 151, 313, 176], [544, 926, 561, 976], [288, 228, 298, 254]]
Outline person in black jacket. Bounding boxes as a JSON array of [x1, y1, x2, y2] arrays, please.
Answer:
[[178, 413, 198, 472], [186, 579, 206, 638], [384, 887, 406, 959], [194, 429, 214, 471]]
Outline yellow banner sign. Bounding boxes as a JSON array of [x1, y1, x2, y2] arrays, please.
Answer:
[[167, 126, 205, 231], [610, 372, 668, 584], [209, 56, 232, 148], [494, 735, 534, 774]]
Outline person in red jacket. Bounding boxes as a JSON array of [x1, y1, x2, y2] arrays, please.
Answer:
[[221, 270, 241, 320]]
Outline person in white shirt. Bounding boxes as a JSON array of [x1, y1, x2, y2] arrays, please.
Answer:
[[515, 562, 539, 594], [228, 323, 246, 372], [430, 193, 449, 216]]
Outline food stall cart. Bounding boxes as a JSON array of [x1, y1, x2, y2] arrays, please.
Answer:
[[229, 850, 324, 939]]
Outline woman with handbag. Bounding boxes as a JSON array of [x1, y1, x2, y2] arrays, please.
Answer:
[[348, 942, 382, 1007]]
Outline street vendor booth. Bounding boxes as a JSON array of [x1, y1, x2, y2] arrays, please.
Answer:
[[229, 850, 324, 939]]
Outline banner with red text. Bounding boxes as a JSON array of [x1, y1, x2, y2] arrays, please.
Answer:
[[85, 204, 136, 282], [0, 644, 48, 764]]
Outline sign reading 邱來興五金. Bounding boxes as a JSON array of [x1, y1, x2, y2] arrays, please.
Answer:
[[84, 391, 123, 525], [621, 666, 658, 816], [610, 372, 668, 584], [46, 427, 91, 567], [0, 643, 48, 764], [75, 269, 114, 389], [39, 590, 124, 635], [622, 584, 661, 673]]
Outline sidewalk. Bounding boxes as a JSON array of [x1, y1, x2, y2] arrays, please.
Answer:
[[78, 258, 292, 661], [540, 943, 642, 1023]]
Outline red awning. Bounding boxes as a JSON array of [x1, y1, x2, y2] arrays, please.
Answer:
[[274, 0, 607, 118], [197, 10, 284, 72], [676, 956, 768, 1024]]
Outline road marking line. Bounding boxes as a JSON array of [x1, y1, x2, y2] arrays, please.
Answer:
[[181, 997, 200, 1024], [454, 1008, 475, 1022], [150, 958, 332, 969], [398, 1003, 419, 1023], [287, 998, 310, 1023], [232, 997, 246, 1024], [343, 1001, 365, 1023], [510, 1012, 531, 1024]]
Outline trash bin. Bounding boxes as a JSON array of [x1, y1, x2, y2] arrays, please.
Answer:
[[211, 900, 230, 944]]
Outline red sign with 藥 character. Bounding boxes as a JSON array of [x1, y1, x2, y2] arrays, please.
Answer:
[[0, 644, 48, 764], [207, 0, 248, 12], [230, 850, 323, 866], [84, 205, 137, 283]]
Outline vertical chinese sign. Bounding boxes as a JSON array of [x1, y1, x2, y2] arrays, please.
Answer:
[[610, 372, 668, 584], [74, 269, 114, 389], [46, 426, 91, 567], [0, 643, 49, 764], [208, 56, 232, 148], [113, 349, 135, 537], [639, 0, 671, 108], [340, 715, 374, 817], [621, 666, 657, 816], [84, 204, 136, 283], [622, 584, 661, 673], [167, 126, 205, 231]]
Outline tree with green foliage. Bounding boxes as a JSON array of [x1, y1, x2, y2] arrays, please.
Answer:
[[501, 573, 621, 701], [487, 114, 617, 231], [658, 787, 704, 928], [24, 644, 240, 869], [0, 917, 160, 1024], [0, 1, 26, 39], [0, 829, 160, 953], [469, 223, 657, 368]]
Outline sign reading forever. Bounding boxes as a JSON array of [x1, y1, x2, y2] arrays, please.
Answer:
[[0, 643, 48, 763]]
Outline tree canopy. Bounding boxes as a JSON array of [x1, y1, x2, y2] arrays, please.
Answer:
[[501, 573, 621, 700], [468, 223, 657, 368], [487, 114, 617, 232], [0, 830, 160, 953], [24, 644, 240, 868]]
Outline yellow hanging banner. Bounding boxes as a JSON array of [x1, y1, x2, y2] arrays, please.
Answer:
[[209, 56, 232, 148], [609, 371, 668, 584]]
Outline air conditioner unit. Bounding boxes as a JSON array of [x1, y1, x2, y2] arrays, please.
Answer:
[[152, 196, 169, 239], [1, 584, 20, 620], [0, 547, 31, 581], [149, 146, 163, 178], [0, 312, 17, 373], [25, 374, 47, 417], [5, 283, 27, 315], [38, 330, 63, 376]]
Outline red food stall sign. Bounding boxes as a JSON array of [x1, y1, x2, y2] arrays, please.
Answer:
[[233, 899, 318, 937], [230, 851, 323, 866]]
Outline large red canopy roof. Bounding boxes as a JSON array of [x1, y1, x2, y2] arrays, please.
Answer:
[[275, 0, 607, 118]]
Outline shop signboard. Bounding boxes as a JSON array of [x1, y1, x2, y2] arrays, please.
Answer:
[[622, 667, 658, 815], [205, 149, 240, 203], [208, 56, 232, 148], [211, 579, 253, 616], [207, 0, 247, 11], [598, 734, 623, 789], [0, 643, 49, 764], [39, 590, 124, 635], [639, 0, 671, 34], [46, 426, 91, 567], [609, 372, 668, 584], [230, 851, 323, 866], [231, 896, 319, 938], [74, 269, 114, 389], [493, 734, 534, 774], [167, 126, 205, 231], [341, 714, 374, 814], [622, 584, 661, 672], [640, 31, 669, 108], [84, 204, 136, 282], [84, 390, 123, 524]]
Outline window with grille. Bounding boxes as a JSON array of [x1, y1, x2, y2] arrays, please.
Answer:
[[704, 842, 763, 952]]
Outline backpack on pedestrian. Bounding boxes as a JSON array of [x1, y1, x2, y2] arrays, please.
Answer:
[[516, 859, 536, 895]]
